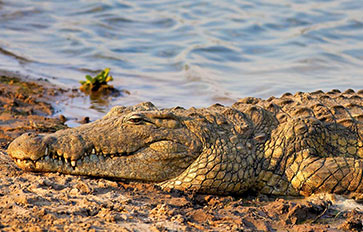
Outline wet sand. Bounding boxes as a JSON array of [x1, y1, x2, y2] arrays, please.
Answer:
[[0, 72, 362, 231]]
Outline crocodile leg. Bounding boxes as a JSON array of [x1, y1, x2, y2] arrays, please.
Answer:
[[256, 115, 363, 198], [286, 155, 363, 199], [159, 139, 258, 195], [279, 115, 363, 199]]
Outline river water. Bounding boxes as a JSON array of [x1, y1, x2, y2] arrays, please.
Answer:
[[1, 0, 363, 119]]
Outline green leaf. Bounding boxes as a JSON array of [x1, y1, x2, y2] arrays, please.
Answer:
[[97, 74, 105, 82], [85, 75, 93, 82], [103, 68, 110, 77], [105, 75, 113, 82], [80, 68, 114, 93]]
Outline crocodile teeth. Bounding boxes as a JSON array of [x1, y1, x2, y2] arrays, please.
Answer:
[[71, 160, 76, 167], [45, 147, 48, 156], [92, 148, 96, 154]]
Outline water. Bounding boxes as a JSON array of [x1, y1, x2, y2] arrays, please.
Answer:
[[1, 0, 363, 119]]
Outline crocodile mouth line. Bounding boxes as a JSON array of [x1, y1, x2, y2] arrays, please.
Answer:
[[12, 146, 145, 170], [12, 139, 181, 170]]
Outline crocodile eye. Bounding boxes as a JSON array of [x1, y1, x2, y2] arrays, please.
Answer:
[[127, 115, 144, 124]]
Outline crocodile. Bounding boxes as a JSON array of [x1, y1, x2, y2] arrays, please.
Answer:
[[7, 89, 363, 198]]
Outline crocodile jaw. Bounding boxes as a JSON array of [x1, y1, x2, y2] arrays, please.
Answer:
[[7, 115, 203, 182], [9, 139, 196, 182]]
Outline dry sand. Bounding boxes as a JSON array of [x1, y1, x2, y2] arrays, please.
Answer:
[[0, 72, 362, 231]]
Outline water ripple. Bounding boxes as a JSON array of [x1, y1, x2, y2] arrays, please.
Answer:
[[0, 0, 363, 115]]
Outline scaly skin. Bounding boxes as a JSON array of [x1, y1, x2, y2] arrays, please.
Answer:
[[7, 89, 363, 198]]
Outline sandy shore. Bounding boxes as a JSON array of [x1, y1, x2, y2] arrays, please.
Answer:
[[0, 72, 362, 231]]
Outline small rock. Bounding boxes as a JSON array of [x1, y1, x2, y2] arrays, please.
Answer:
[[59, 115, 67, 123], [80, 117, 90, 124]]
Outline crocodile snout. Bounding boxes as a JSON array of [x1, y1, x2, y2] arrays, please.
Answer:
[[7, 132, 47, 161]]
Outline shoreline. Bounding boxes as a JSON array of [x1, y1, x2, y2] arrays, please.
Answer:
[[0, 73, 362, 231], [0, 70, 69, 148]]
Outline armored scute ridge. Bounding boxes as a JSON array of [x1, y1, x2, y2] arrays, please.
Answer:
[[7, 89, 363, 198]]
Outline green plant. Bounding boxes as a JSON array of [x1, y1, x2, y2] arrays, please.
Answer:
[[80, 68, 113, 92]]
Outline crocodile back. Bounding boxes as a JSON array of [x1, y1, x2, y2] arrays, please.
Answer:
[[236, 89, 363, 139]]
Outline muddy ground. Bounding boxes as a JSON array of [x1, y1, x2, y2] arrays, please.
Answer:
[[0, 72, 362, 231]]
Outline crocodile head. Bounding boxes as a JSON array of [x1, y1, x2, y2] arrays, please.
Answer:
[[7, 102, 204, 182]]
